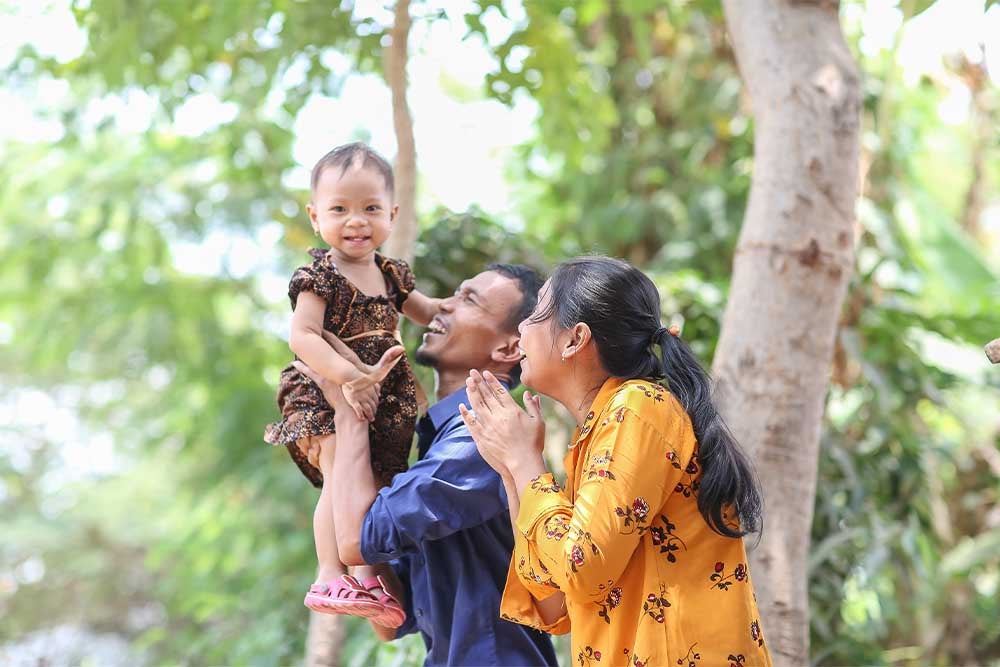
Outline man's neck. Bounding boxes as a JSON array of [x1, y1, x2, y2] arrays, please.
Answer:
[[434, 368, 467, 402], [434, 366, 511, 402]]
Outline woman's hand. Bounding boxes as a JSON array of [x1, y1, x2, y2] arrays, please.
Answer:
[[459, 370, 546, 479]]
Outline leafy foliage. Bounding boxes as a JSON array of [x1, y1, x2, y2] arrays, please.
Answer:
[[2, 1, 999, 666]]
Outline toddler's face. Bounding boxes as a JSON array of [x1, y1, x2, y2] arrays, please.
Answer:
[[308, 164, 395, 260]]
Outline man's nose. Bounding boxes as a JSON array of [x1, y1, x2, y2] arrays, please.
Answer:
[[439, 295, 456, 312]]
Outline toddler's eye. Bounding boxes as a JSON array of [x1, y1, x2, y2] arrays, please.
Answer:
[[331, 205, 346, 213], [366, 205, 380, 212]]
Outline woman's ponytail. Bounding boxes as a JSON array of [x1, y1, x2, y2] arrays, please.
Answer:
[[538, 256, 763, 538], [655, 329, 762, 538]]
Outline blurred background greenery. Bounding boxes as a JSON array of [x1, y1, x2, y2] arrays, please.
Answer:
[[1, 0, 998, 665]]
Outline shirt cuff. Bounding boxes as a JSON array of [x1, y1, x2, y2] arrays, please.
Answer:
[[500, 559, 571, 635], [515, 473, 569, 537]]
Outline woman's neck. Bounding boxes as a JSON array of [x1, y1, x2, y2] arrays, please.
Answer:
[[552, 364, 611, 428]]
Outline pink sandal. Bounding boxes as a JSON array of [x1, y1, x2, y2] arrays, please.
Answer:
[[353, 575, 407, 628], [303, 574, 382, 617]]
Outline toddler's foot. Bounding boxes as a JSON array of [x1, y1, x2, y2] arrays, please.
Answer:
[[304, 574, 381, 617], [354, 575, 406, 629]]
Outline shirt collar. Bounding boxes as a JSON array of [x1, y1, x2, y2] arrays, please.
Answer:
[[427, 380, 511, 431], [427, 386, 468, 431], [571, 376, 627, 448]]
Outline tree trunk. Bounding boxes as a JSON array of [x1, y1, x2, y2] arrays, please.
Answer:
[[381, 0, 418, 265], [713, 2, 860, 665], [958, 56, 991, 240], [304, 610, 346, 667]]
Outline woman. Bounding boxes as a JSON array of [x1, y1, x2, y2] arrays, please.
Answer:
[[459, 256, 772, 667]]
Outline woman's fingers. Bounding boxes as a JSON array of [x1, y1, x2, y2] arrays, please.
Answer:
[[465, 372, 493, 415], [523, 391, 543, 420], [481, 370, 511, 407], [458, 403, 481, 435]]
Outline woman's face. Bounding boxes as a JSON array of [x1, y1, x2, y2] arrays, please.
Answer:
[[516, 280, 565, 393]]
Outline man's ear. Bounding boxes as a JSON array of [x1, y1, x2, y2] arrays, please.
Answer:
[[491, 333, 522, 367]]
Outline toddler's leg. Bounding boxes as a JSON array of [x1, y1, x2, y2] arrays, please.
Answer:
[[312, 434, 346, 584], [303, 434, 382, 617], [351, 473, 407, 629]]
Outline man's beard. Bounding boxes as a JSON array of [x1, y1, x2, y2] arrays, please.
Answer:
[[413, 346, 438, 369]]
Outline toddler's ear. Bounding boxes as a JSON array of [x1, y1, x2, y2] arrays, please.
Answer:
[[390, 204, 399, 222]]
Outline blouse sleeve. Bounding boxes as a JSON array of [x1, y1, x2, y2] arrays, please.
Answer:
[[288, 260, 336, 308], [499, 529, 572, 635], [385, 257, 416, 312], [511, 403, 696, 604]]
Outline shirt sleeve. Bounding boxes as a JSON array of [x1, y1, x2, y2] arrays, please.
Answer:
[[360, 423, 509, 564], [511, 404, 696, 603], [388, 557, 418, 639]]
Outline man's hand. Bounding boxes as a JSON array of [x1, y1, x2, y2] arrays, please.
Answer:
[[293, 345, 406, 421], [343, 375, 381, 422]]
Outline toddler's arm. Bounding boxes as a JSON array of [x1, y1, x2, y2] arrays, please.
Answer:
[[290, 291, 360, 384], [401, 289, 441, 326], [290, 291, 378, 420]]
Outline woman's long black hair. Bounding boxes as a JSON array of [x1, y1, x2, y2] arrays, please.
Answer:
[[532, 256, 763, 538]]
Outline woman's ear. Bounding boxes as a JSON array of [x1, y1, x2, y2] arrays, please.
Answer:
[[561, 323, 592, 361]]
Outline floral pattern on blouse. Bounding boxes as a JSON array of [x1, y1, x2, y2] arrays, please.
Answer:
[[500, 378, 773, 666]]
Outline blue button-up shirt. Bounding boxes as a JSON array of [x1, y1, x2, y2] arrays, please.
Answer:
[[360, 387, 557, 667]]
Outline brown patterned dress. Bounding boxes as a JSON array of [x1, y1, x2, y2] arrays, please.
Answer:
[[264, 248, 418, 488]]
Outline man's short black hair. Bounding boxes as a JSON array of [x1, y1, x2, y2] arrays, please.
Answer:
[[486, 263, 544, 388]]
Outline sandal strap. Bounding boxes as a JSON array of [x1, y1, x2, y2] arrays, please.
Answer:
[[311, 575, 378, 602], [359, 575, 402, 607]]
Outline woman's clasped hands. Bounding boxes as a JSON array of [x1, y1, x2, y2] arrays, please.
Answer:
[[459, 370, 546, 478]]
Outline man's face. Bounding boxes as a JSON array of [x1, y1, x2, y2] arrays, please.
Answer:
[[416, 270, 521, 374]]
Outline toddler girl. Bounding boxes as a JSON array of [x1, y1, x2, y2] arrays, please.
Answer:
[[264, 143, 439, 627]]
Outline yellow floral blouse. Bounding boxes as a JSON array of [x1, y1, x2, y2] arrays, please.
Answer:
[[501, 378, 773, 667]]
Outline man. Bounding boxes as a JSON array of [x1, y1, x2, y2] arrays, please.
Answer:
[[296, 264, 555, 667]]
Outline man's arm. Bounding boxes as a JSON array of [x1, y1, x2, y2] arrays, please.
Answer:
[[295, 359, 512, 566]]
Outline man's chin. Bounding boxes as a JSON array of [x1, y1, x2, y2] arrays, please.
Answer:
[[414, 345, 438, 369]]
